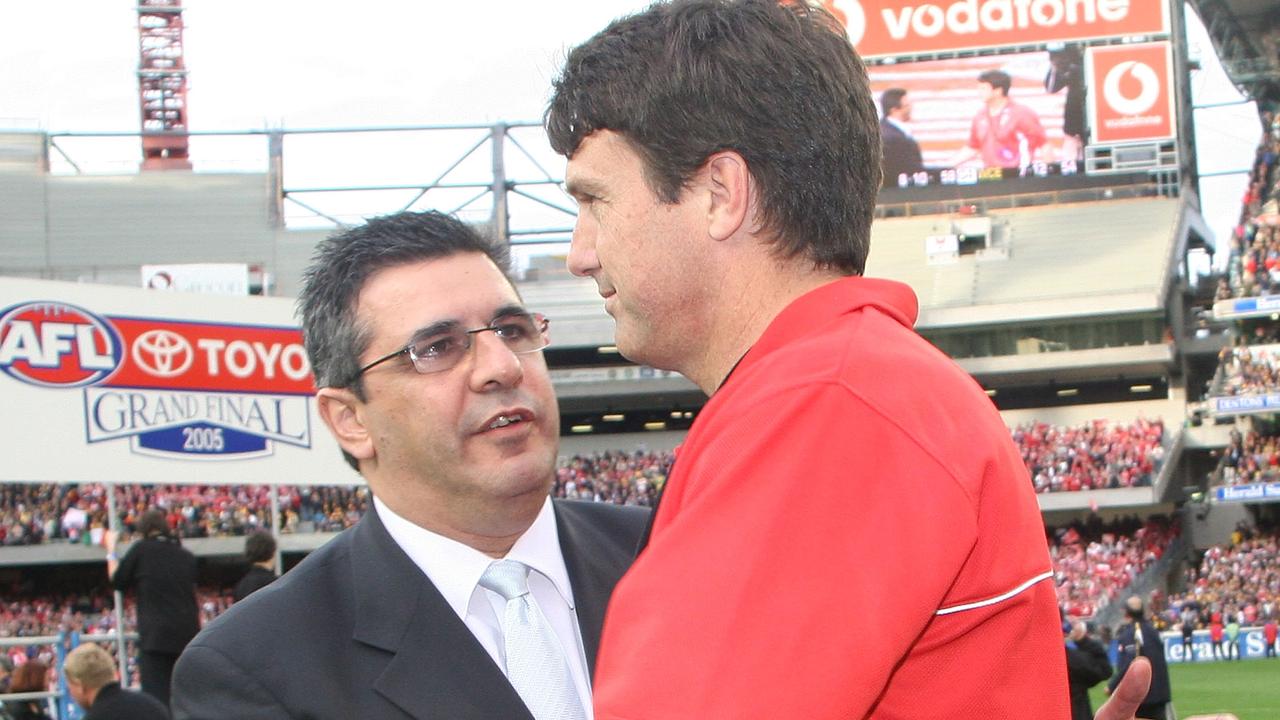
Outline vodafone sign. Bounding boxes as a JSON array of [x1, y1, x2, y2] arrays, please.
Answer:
[[823, 0, 1170, 57], [1087, 42, 1176, 143]]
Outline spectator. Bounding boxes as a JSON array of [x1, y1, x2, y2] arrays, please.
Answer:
[[1109, 597, 1171, 720], [107, 509, 199, 707], [1066, 619, 1112, 720], [63, 643, 169, 720], [5, 660, 52, 720], [232, 531, 277, 603], [1265, 614, 1278, 658]]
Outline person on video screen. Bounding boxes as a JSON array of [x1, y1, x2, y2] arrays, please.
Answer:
[[879, 88, 924, 187], [949, 69, 1046, 170]]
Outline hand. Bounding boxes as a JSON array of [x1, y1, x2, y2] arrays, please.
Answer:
[[1094, 657, 1151, 720], [1069, 622, 1088, 642]]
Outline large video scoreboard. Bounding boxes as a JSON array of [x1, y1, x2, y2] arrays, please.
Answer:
[[823, 1, 1180, 199]]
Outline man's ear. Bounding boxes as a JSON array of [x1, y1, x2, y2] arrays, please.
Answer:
[[316, 387, 375, 463], [702, 150, 754, 241]]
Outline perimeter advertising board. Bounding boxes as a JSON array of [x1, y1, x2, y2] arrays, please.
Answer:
[[0, 277, 360, 486], [823, 0, 1169, 58]]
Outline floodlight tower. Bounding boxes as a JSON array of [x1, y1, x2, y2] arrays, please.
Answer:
[[137, 0, 192, 170]]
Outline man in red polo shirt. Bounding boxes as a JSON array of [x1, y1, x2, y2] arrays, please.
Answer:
[[549, 0, 1150, 717]]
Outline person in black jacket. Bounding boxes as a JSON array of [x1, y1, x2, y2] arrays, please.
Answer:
[[1066, 619, 1113, 720], [879, 87, 925, 187], [1108, 597, 1172, 719], [232, 530, 277, 603], [107, 508, 199, 707], [64, 643, 169, 720]]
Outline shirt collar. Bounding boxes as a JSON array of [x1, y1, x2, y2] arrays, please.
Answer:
[[728, 276, 919, 388], [373, 495, 574, 621], [885, 116, 911, 136]]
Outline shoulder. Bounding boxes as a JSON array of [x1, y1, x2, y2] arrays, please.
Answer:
[[554, 500, 649, 547], [186, 527, 356, 657]]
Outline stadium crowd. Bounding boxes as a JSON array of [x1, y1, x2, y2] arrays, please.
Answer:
[[1049, 515, 1179, 619], [1209, 344, 1280, 398], [1216, 424, 1280, 485], [1, 423, 1175, 547], [1013, 418, 1165, 493], [0, 483, 368, 545], [1224, 112, 1280, 299], [553, 449, 671, 506], [1160, 524, 1280, 636]]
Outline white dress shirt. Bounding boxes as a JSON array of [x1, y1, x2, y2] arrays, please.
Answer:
[[373, 495, 593, 719]]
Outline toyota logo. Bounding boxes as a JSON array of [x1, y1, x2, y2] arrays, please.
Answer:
[[132, 329, 194, 377]]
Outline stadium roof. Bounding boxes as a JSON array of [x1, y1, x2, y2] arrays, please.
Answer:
[[1189, 0, 1280, 104]]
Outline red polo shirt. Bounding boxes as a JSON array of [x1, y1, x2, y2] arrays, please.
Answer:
[[594, 276, 1068, 719]]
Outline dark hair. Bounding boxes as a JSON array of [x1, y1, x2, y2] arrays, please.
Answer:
[[244, 531, 276, 563], [137, 509, 171, 540], [546, 0, 881, 275], [880, 88, 908, 118], [10, 660, 48, 693], [978, 69, 1012, 97], [297, 211, 511, 471]]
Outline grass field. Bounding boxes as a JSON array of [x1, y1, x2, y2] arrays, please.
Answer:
[[1087, 658, 1280, 719]]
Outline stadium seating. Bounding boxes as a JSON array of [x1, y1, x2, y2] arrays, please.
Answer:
[[1049, 515, 1179, 619]]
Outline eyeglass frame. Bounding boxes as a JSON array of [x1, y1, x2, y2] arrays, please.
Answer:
[[353, 310, 550, 381]]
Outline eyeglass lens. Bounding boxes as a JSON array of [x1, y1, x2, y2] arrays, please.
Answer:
[[407, 313, 547, 373]]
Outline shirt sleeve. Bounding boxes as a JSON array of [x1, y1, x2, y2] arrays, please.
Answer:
[[1018, 105, 1047, 150], [592, 383, 979, 719]]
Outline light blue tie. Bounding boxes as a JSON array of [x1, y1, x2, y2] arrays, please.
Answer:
[[479, 559, 588, 720]]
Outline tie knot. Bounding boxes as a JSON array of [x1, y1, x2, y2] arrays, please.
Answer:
[[479, 559, 531, 601]]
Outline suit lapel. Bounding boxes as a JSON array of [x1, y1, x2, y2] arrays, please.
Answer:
[[555, 501, 633, 680], [349, 507, 534, 720]]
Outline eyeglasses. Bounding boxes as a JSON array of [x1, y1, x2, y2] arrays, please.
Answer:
[[356, 312, 550, 379]]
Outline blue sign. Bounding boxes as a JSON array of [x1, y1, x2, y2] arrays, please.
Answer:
[[1161, 627, 1277, 663], [1213, 482, 1280, 504], [1211, 393, 1280, 416]]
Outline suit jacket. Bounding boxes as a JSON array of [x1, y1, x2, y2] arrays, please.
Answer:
[[171, 500, 648, 719], [1066, 636, 1112, 720], [879, 118, 924, 186], [111, 536, 200, 654], [232, 565, 276, 603], [1108, 620, 1171, 706], [85, 682, 170, 720]]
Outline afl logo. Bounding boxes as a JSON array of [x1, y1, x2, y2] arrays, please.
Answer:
[[0, 301, 122, 388], [1103, 60, 1160, 116], [132, 329, 194, 377]]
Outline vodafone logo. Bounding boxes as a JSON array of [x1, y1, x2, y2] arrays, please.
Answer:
[[829, 0, 867, 47], [1102, 60, 1159, 115], [0, 302, 121, 388], [834, 0, 1163, 57], [132, 329, 194, 377]]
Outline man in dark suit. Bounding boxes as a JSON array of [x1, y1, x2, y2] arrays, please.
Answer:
[[231, 530, 277, 603], [106, 508, 199, 708], [1108, 597, 1172, 720], [64, 643, 170, 720], [879, 87, 924, 187], [171, 211, 648, 719]]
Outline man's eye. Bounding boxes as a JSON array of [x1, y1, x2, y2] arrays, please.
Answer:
[[494, 319, 532, 340], [413, 335, 458, 359]]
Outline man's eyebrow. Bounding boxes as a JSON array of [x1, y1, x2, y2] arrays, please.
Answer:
[[564, 177, 604, 199], [407, 319, 460, 343], [490, 304, 530, 323]]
